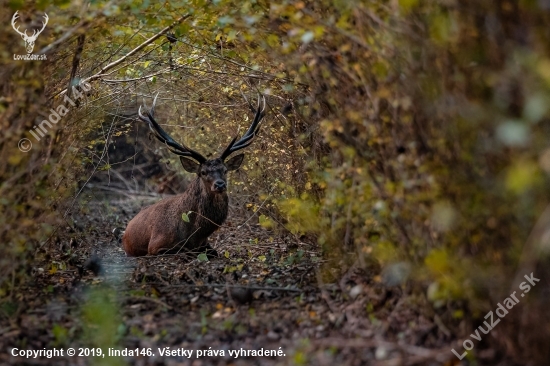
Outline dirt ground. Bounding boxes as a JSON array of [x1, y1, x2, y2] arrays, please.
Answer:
[[0, 193, 480, 366]]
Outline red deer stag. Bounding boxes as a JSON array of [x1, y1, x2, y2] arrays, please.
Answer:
[[122, 93, 266, 257]]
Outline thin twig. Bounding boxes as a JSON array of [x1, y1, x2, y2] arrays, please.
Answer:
[[145, 283, 302, 292], [123, 296, 172, 310], [57, 14, 190, 96]]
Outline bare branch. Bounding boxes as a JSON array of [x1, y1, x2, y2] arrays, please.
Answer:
[[58, 14, 190, 95]]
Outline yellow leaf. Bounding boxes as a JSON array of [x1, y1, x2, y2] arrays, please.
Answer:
[[506, 160, 541, 194], [259, 214, 274, 229], [227, 30, 237, 42]]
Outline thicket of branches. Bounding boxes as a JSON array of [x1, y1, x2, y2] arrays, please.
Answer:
[[2, 0, 550, 362]]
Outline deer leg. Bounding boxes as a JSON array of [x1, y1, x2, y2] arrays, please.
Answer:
[[148, 236, 182, 255]]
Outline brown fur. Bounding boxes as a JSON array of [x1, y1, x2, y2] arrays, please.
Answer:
[[126, 93, 264, 256], [122, 157, 239, 256]]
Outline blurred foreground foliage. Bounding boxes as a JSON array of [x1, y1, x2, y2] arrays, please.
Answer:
[[2, 0, 550, 362]]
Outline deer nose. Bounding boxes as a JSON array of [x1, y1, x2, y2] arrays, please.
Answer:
[[213, 180, 226, 192]]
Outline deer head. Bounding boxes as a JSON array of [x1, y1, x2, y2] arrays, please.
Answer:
[[137, 93, 266, 194], [11, 11, 49, 54]]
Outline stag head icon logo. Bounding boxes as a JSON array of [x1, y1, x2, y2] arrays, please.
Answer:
[[11, 11, 49, 54]]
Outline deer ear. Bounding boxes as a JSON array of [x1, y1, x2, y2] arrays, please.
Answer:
[[180, 156, 200, 173], [225, 154, 244, 171]]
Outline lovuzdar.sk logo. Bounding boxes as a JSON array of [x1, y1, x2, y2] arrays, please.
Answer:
[[11, 11, 48, 61]]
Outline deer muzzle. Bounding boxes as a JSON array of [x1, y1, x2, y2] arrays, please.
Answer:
[[213, 180, 227, 192]]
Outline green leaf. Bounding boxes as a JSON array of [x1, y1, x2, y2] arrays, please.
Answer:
[[266, 34, 279, 48], [52, 324, 69, 346], [399, 0, 419, 12], [224, 251, 230, 259], [197, 253, 209, 262], [181, 212, 190, 222]]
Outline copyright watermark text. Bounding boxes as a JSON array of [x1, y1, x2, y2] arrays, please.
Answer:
[[18, 80, 91, 152], [10, 346, 286, 359], [451, 272, 540, 360]]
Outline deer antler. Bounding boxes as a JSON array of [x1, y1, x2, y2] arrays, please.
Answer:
[[11, 11, 26, 38], [138, 93, 207, 163], [219, 93, 266, 160], [34, 13, 49, 38], [11, 11, 48, 40]]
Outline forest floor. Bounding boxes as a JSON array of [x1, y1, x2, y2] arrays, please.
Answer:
[[0, 194, 468, 366]]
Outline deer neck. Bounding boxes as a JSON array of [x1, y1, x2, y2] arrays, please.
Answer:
[[186, 177, 228, 225]]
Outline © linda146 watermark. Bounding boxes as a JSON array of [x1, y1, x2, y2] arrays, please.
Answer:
[[11, 11, 48, 61], [451, 272, 540, 360], [18, 81, 91, 152]]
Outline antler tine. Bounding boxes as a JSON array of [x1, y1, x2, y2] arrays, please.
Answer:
[[11, 11, 26, 37], [232, 95, 266, 149], [36, 13, 48, 35], [138, 94, 206, 163], [220, 94, 266, 160]]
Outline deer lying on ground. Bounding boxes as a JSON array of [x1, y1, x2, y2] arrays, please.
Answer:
[[122, 93, 266, 257]]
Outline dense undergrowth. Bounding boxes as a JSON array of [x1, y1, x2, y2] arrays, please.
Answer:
[[2, 0, 550, 363]]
